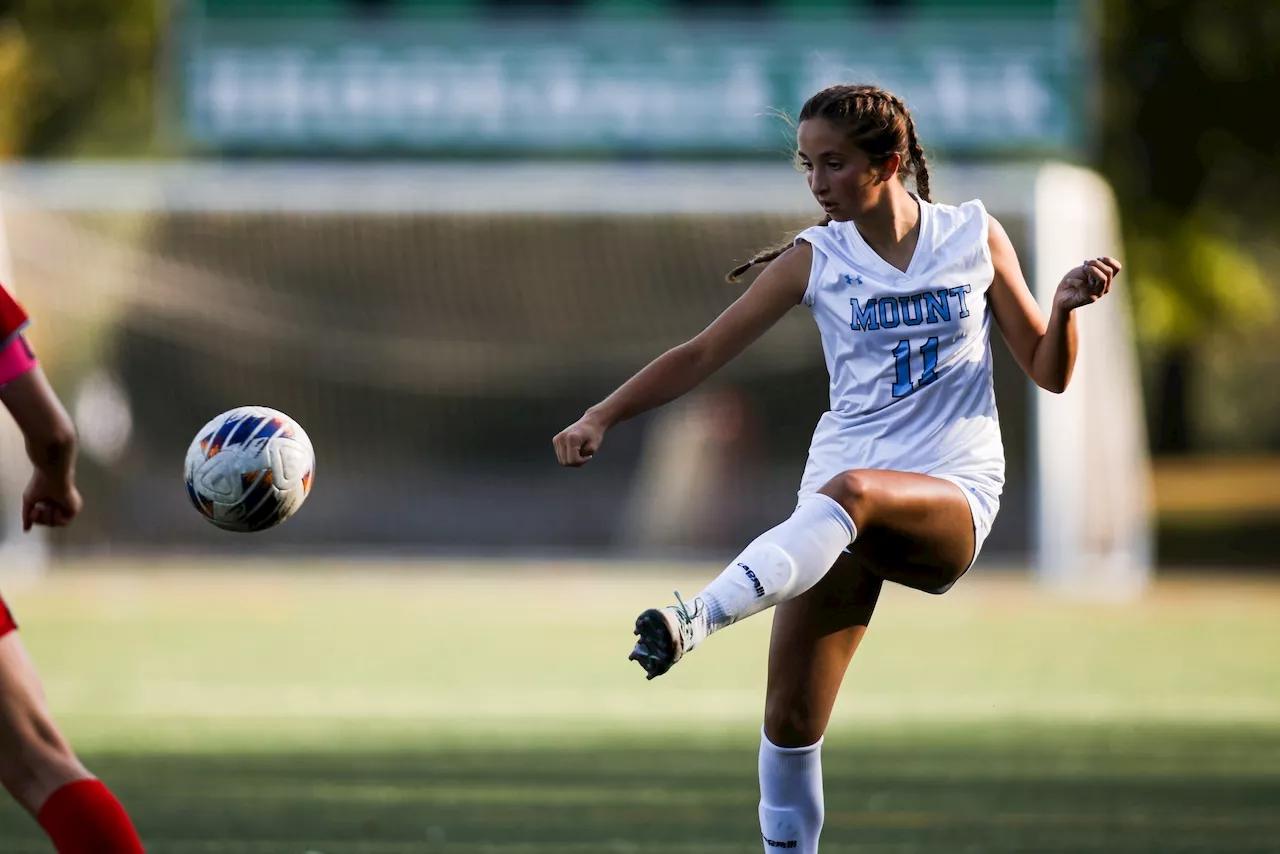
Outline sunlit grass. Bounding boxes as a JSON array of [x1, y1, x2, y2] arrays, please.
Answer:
[[0, 561, 1275, 852]]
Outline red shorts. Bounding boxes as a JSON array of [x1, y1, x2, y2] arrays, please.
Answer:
[[0, 592, 16, 638]]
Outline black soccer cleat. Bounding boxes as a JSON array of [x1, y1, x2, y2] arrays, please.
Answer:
[[629, 592, 707, 680], [629, 607, 680, 680]]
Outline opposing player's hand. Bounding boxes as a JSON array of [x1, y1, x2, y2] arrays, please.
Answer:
[[554, 414, 606, 467], [1056, 256, 1122, 312], [22, 469, 82, 531]]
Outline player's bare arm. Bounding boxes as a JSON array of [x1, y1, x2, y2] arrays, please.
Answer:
[[986, 214, 1121, 394], [0, 365, 82, 530], [0, 366, 77, 479], [552, 242, 811, 467]]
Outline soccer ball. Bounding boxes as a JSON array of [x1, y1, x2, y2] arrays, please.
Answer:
[[184, 406, 315, 532]]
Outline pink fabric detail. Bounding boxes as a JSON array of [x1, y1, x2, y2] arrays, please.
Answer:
[[0, 334, 36, 386]]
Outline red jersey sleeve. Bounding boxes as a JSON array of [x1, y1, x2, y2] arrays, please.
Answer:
[[0, 284, 30, 349]]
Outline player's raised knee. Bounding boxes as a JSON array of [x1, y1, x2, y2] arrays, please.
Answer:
[[817, 469, 876, 521]]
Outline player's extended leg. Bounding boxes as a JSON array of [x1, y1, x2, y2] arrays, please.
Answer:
[[757, 551, 882, 853], [631, 469, 973, 678], [0, 628, 145, 853]]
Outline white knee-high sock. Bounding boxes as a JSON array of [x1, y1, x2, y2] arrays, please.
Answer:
[[759, 729, 825, 853], [695, 493, 856, 638]]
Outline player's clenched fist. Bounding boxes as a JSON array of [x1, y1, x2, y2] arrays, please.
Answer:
[[1055, 256, 1122, 312], [553, 414, 606, 467], [22, 470, 82, 531]]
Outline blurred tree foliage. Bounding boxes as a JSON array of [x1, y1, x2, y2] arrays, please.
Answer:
[[0, 0, 159, 158], [1099, 0, 1280, 451]]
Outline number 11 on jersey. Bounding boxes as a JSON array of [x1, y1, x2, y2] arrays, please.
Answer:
[[891, 337, 939, 397]]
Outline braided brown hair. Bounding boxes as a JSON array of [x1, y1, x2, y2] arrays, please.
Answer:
[[727, 84, 932, 281]]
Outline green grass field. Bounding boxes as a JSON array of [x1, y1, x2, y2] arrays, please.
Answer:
[[1, 560, 1278, 853]]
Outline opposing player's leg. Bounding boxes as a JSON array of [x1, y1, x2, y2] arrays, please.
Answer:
[[0, 628, 90, 811], [757, 551, 882, 853], [631, 468, 973, 678], [0, 613, 145, 853]]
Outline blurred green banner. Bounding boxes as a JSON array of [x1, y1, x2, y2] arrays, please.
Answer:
[[177, 6, 1088, 156]]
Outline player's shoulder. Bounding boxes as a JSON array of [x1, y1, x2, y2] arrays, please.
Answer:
[[740, 240, 812, 291], [925, 196, 989, 226], [785, 234, 816, 258], [769, 239, 815, 285], [925, 197, 991, 248], [793, 219, 837, 251]]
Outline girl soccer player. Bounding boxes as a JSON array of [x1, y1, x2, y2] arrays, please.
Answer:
[[553, 83, 1120, 853], [0, 286, 146, 852]]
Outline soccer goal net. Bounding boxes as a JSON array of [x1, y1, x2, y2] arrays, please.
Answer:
[[0, 161, 1150, 597]]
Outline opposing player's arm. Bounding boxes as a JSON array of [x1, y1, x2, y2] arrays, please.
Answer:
[[0, 362, 76, 479], [986, 215, 1076, 394], [0, 361, 82, 529], [553, 243, 810, 466]]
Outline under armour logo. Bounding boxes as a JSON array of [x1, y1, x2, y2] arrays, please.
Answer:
[[843, 274, 863, 285]]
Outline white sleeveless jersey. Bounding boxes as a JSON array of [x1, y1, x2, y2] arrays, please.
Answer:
[[794, 198, 1005, 500]]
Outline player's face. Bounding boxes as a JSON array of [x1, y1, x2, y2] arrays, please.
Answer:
[[796, 119, 882, 221]]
